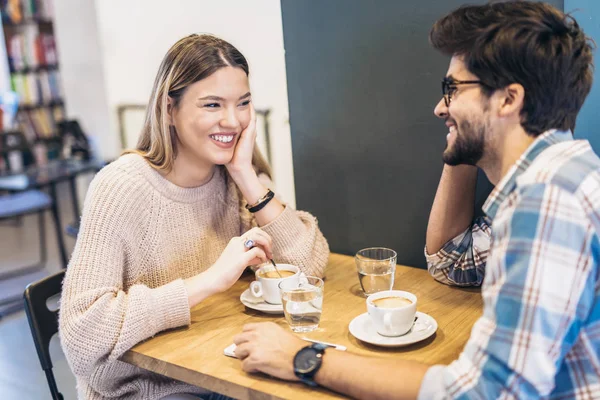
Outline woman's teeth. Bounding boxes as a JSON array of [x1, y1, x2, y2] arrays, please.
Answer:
[[211, 135, 234, 143]]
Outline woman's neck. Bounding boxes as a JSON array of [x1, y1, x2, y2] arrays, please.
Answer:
[[163, 152, 216, 188]]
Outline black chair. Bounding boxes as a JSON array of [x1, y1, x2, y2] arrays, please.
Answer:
[[57, 119, 92, 161], [24, 270, 66, 400]]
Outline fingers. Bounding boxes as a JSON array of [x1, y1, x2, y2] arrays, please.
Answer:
[[243, 246, 268, 265], [242, 235, 271, 258], [240, 322, 279, 336], [234, 342, 252, 360], [243, 228, 273, 258], [236, 322, 273, 343], [242, 358, 258, 373], [233, 329, 257, 345], [247, 104, 257, 139], [235, 323, 294, 379], [241, 322, 262, 332], [239, 104, 257, 143], [233, 332, 248, 346], [234, 341, 259, 373], [247, 256, 267, 266], [246, 227, 273, 247]]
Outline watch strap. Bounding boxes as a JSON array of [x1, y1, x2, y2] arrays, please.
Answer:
[[294, 343, 328, 386]]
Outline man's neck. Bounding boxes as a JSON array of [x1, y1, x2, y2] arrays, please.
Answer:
[[479, 126, 536, 186]]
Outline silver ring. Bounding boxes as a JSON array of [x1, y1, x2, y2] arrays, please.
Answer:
[[244, 239, 255, 249]]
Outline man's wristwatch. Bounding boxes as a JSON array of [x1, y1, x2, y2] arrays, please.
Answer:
[[293, 343, 328, 387]]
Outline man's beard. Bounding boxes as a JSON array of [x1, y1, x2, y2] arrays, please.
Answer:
[[443, 119, 486, 166]]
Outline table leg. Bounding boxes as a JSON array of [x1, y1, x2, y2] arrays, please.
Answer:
[[49, 183, 68, 268]]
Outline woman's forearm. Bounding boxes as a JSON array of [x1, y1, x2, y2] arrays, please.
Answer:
[[230, 169, 285, 226]]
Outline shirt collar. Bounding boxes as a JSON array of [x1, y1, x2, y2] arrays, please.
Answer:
[[482, 129, 573, 221]]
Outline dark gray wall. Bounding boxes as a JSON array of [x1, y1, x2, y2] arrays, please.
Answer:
[[281, 0, 563, 268], [566, 0, 600, 153]]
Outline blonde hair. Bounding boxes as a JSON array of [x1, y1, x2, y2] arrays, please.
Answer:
[[124, 34, 271, 178]]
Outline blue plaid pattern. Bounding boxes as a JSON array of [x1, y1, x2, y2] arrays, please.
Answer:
[[425, 216, 491, 287], [420, 130, 600, 399]]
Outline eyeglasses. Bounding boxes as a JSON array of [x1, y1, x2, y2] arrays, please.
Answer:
[[441, 77, 484, 107]]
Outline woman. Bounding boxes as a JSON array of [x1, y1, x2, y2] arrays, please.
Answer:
[[59, 34, 329, 400]]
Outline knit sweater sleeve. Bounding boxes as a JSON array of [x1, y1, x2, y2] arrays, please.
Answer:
[[259, 205, 330, 278], [58, 167, 191, 378]]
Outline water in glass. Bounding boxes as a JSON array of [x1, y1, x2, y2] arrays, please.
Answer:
[[280, 277, 324, 333]]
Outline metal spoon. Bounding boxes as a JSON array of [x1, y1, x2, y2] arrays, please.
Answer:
[[269, 258, 283, 278]]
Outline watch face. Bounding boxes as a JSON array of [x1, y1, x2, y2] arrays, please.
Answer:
[[295, 347, 322, 373]]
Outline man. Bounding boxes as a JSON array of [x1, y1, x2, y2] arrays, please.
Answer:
[[233, 2, 600, 398]]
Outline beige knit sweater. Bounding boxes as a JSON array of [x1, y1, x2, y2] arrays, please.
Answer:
[[58, 154, 329, 400]]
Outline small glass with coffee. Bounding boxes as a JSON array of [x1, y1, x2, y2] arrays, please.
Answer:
[[279, 276, 324, 333], [367, 290, 417, 336], [355, 247, 397, 295]]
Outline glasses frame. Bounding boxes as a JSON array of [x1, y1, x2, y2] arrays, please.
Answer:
[[442, 77, 485, 107]]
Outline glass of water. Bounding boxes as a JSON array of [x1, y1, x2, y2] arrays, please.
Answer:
[[279, 276, 324, 333], [355, 247, 397, 295]]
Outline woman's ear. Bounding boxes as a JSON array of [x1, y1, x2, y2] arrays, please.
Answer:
[[166, 96, 175, 125]]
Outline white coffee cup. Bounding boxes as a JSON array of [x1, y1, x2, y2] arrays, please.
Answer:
[[367, 290, 417, 336], [250, 264, 300, 304]]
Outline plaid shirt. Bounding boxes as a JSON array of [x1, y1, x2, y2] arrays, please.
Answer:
[[420, 130, 600, 399]]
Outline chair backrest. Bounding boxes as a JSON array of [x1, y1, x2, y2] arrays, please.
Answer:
[[24, 270, 66, 400], [57, 119, 91, 160]]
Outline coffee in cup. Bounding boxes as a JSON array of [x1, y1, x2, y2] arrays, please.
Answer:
[[372, 296, 413, 308], [257, 270, 296, 279], [250, 264, 300, 304], [367, 290, 417, 336]]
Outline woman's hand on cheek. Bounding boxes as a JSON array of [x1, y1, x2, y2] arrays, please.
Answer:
[[226, 104, 256, 178]]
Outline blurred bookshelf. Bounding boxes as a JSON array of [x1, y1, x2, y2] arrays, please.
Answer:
[[0, 0, 64, 161]]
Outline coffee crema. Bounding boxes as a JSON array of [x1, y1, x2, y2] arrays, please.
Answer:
[[372, 296, 413, 308], [258, 270, 296, 279]]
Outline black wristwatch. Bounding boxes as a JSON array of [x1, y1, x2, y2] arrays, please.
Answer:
[[293, 343, 328, 387]]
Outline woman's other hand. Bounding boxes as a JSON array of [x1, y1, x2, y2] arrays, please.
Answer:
[[226, 104, 257, 177], [184, 227, 273, 307]]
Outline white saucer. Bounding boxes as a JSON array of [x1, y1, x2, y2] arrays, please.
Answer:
[[240, 288, 284, 314], [349, 311, 437, 347]]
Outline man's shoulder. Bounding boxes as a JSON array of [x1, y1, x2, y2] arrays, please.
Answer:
[[516, 139, 600, 198]]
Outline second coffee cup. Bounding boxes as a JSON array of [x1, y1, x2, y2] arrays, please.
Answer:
[[367, 290, 417, 336], [250, 264, 300, 304]]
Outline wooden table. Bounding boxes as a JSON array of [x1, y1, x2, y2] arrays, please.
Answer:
[[122, 253, 483, 399]]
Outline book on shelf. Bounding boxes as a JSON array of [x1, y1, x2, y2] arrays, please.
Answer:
[[16, 105, 62, 142], [10, 70, 62, 105], [17, 110, 37, 142], [2, 0, 63, 145], [1, 0, 55, 24], [6, 31, 57, 71]]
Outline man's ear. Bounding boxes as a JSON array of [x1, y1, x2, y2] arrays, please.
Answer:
[[497, 83, 525, 119]]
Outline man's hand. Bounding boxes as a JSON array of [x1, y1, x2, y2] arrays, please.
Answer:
[[233, 322, 306, 381], [234, 322, 430, 400]]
